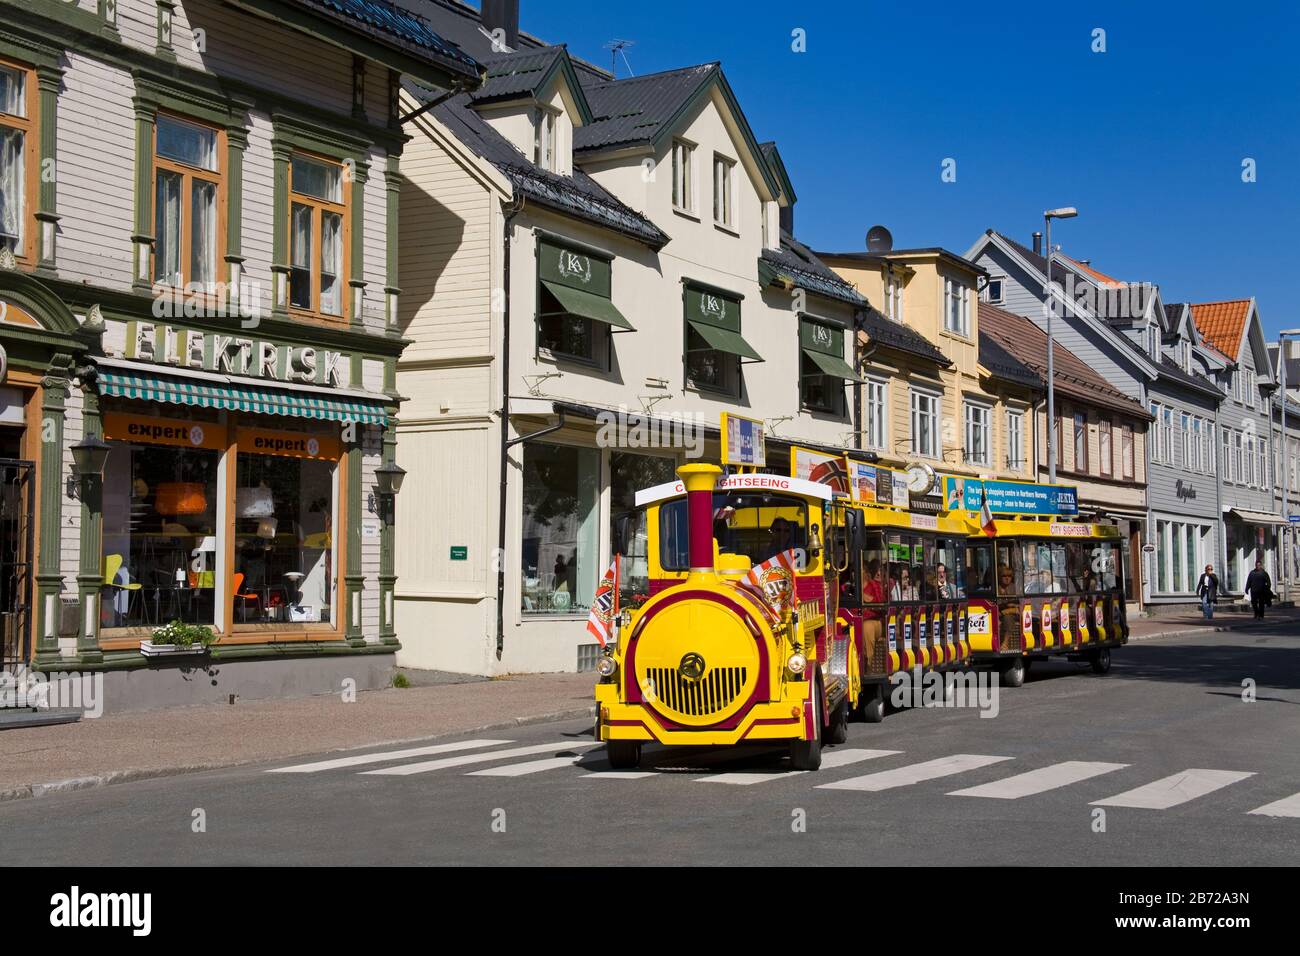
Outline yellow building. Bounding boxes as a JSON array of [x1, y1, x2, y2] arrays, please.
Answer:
[[819, 248, 1039, 481]]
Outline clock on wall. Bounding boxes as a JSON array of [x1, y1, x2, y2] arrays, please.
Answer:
[[904, 462, 936, 495]]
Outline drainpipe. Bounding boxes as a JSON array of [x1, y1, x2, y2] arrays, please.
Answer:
[[495, 196, 526, 661], [1214, 400, 1227, 594]]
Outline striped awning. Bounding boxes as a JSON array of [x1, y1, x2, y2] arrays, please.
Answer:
[[97, 368, 388, 426]]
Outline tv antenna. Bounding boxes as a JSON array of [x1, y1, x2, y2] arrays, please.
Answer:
[[603, 39, 636, 77]]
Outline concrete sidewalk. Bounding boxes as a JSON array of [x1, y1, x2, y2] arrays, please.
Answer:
[[0, 671, 595, 802], [3, 608, 1299, 803]]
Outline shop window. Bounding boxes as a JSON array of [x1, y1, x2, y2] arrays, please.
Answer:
[[0, 59, 36, 262], [610, 452, 676, 606], [521, 442, 600, 615], [153, 114, 223, 290], [101, 439, 220, 629], [289, 152, 347, 319], [233, 449, 336, 625]]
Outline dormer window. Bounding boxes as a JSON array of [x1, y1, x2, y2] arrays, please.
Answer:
[[943, 278, 969, 336], [984, 277, 1005, 305], [712, 154, 734, 229], [1182, 340, 1191, 372], [672, 139, 695, 213], [534, 107, 558, 172], [885, 272, 905, 323], [1147, 322, 1159, 357]]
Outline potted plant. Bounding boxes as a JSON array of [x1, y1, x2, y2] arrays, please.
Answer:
[[141, 620, 217, 657]]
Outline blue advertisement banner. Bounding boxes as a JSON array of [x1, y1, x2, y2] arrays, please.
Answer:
[[943, 477, 1079, 516]]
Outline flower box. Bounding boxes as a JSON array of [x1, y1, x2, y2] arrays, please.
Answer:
[[140, 640, 211, 658]]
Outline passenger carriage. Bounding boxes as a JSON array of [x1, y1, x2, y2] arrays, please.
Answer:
[[964, 518, 1130, 685]]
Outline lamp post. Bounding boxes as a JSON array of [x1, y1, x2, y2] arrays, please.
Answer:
[[1278, 330, 1300, 603], [1043, 207, 1078, 484]]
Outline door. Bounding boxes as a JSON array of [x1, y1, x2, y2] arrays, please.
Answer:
[[0, 459, 35, 667], [1128, 527, 1141, 605]]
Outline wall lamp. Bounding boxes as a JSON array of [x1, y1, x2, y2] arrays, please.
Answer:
[[66, 434, 111, 499], [368, 461, 407, 520]]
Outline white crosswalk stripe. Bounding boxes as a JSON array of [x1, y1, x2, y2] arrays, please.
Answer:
[[1091, 769, 1255, 809], [361, 741, 600, 776], [267, 739, 514, 774], [467, 754, 593, 777], [949, 761, 1129, 799], [818, 753, 1013, 792], [696, 749, 901, 786], [1246, 792, 1300, 818]]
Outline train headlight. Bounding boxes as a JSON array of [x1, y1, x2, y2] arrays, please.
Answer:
[[595, 655, 618, 678], [786, 652, 807, 675]]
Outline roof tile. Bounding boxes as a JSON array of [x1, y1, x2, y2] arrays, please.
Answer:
[[1190, 300, 1252, 361]]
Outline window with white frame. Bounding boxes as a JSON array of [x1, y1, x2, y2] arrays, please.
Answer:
[[712, 154, 734, 228], [885, 272, 904, 323], [1181, 340, 1191, 372], [964, 401, 990, 466], [910, 388, 940, 459], [671, 139, 694, 212], [944, 278, 969, 336], [1099, 418, 1112, 477], [1149, 402, 1162, 462], [1147, 323, 1160, 357], [865, 377, 888, 451], [534, 107, 558, 172], [1191, 417, 1202, 472], [1221, 427, 1232, 482], [1258, 437, 1268, 489], [985, 277, 1005, 305], [1007, 408, 1025, 472], [1122, 423, 1135, 479], [1162, 407, 1173, 464], [1180, 413, 1191, 469]]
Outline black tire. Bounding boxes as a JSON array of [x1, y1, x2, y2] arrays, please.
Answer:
[[825, 695, 848, 745], [1089, 648, 1112, 675], [862, 693, 885, 724], [1001, 656, 1026, 688], [790, 689, 823, 771], [605, 740, 641, 770]]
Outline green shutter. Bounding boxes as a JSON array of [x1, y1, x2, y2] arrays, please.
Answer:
[[538, 240, 612, 298], [539, 280, 633, 330], [688, 320, 763, 362], [685, 284, 741, 331], [801, 318, 860, 381]]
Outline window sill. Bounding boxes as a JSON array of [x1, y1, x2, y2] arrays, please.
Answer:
[[288, 307, 350, 327], [537, 346, 604, 371], [713, 221, 739, 237], [673, 206, 701, 223], [941, 329, 974, 344], [686, 382, 741, 401]]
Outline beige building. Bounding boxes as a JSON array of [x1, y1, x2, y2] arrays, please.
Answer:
[[394, 5, 866, 674]]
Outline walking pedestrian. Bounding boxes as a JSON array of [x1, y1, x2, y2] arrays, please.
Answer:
[[1245, 560, 1272, 620], [1196, 564, 1220, 620]]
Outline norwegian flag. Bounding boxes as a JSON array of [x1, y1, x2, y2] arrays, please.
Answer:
[[739, 548, 801, 617], [980, 485, 997, 537], [586, 557, 621, 647]]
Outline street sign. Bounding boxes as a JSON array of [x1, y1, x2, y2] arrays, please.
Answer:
[[450, 546, 468, 561], [1288, 515, 1300, 524]]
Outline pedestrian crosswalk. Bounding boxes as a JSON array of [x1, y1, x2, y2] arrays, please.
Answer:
[[264, 740, 1299, 819]]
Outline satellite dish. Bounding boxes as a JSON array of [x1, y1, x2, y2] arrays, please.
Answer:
[[866, 225, 893, 254]]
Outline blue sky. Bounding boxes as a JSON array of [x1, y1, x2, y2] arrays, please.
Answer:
[[517, 0, 1300, 335]]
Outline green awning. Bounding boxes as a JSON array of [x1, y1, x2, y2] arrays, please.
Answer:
[[803, 347, 863, 382], [687, 319, 763, 362], [98, 369, 388, 426], [540, 280, 633, 330]]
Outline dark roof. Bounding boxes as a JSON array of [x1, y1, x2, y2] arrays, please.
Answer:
[[988, 229, 1076, 287], [758, 141, 796, 204], [815, 247, 986, 277], [416, 88, 668, 248], [980, 331, 1042, 389], [1157, 355, 1224, 398], [467, 45, 595, 123], [979, 303, 1150, 419], [858, 308, 951, 367], [1163, 301, 1186, 330], [292, 0, 482, 80], [760, 231, 866, 307], [574, 64, 718, 152]]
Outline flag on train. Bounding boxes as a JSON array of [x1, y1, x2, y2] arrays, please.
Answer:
[[586, 556, 621, 647], [979, 485, 997, 537], [740, 548, 800, 617]]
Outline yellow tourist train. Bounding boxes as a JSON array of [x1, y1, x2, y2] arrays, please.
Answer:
[[593, 461, 1129, 771]]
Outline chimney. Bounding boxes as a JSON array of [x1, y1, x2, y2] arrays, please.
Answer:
[[678, 463, 722, 577], [481, 0, 520, 52], [1032, 231, 1043, 256], [779, 202, 794, 236]]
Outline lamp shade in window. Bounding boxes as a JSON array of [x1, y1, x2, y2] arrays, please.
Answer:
[[236, 484, 274, 518], [155, 482, 208, 515]]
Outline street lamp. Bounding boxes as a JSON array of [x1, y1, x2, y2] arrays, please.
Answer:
[[1044, 206, 1078, 484], [1278, 329, 1300, 603], [66, 434, 111, 499], [370, 461, 407, 522]]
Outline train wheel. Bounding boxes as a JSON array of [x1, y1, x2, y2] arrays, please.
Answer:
[[790, 692, 823, 771], [605, 740, 642, 770], [861, 693, 885, 724], [825, 696, 848, 745], [1089, 648, 1112, 675], [1001, 657, 1026, 688]]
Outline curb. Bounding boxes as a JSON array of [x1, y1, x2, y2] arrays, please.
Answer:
[[0, 705, 596, 805], [1125, 616, 1299, 642]]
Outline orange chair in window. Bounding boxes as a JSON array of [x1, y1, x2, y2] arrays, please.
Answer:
[[232, 572, 261, 623]]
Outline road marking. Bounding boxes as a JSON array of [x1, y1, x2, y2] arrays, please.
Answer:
[[1247, 792, 1300, 818], [267, 739, 514, 773], [1091, 769, 1256, 809], [361, 741, 599, 776], [584, 770, 660, 779], [949, 761, 1129, 799], [467, 755, 592, 777], [696, 749, 901, 786], [818, 754, 1013, 792]]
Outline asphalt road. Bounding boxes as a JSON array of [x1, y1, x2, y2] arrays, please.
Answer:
[[3, 628, 1299, 866]]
